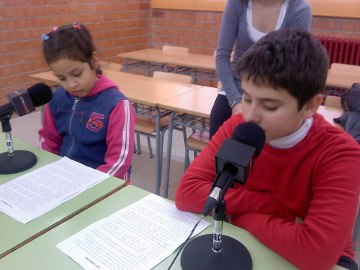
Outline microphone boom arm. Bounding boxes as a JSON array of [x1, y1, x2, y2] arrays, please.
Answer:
[[203, 164, 237, 216], [0, 103, 15, 120]]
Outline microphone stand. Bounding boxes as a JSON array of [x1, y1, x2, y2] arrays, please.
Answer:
[[0, 113, 37, 174], [180, 199, 252, 270], [212, 200, 226, 253]]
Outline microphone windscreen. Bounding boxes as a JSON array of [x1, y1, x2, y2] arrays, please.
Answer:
[[27, 83, 52, 107], [231, 122, 266, 157]]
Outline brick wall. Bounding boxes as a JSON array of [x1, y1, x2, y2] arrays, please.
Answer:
[[312, 16, 360, 39], [151, 10, 221, 55], [1, 2, 360, 104], [0, 0, 151, 104], [151, 9, 360, 54]]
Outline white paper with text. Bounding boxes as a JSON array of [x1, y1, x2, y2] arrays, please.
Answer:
[[0, 157, 110, 223], [57, 194, 210, 270]]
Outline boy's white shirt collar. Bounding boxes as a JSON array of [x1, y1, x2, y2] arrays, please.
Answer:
[[269, 117, 313, 149]]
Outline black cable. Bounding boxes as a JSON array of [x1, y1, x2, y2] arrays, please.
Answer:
[[167, 214, 205, 270]]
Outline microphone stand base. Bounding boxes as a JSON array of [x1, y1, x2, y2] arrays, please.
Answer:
[[0, 150, 37, 174], [181, 234, 252, 270]]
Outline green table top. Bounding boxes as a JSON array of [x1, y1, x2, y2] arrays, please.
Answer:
[[0, 184, 345, 269], [0, 185, 148, 269], [0, 137, 125, 258]]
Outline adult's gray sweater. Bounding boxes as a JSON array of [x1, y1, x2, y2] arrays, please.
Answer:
[[216, 0, 312, 106]]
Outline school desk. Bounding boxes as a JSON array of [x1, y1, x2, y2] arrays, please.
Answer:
[[0, 185, 346, 270], [158, 86, 218, 197], [326, 64, 360, 90], [119, 49, 360, 89], [118, 48, 178, 73], [330, 63, 360, 76], [118, 49, 216, 82], [0, 137, 126, 259]]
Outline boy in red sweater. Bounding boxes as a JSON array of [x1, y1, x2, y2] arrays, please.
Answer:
[[175, 28, 360, 270]]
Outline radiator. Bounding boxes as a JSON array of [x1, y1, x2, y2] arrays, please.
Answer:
[[316, 36, 360, 66]]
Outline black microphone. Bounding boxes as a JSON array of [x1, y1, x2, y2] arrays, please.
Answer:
[[0, 83, 52, 174], [203, 122, 266, 216], [0, 83, 52, 118], [181, 122, 266, 270]]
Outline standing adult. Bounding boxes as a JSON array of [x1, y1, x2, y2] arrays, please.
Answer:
[[210, 0, 312, 138]]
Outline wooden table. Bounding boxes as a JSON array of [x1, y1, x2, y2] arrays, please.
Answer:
[[167, 52, 216, 74], [29, 69, 133, 86], [158, 86, 218, 197], [158, 86, 218, 118], [31, 69, 200, 108], [118, 49, 216, 82], [118, 48, 180, 73], [0, 137, 125, 259], [168, 53, 216, 84], [104, 70, 200, 106], [119, 49, 360, 89], [330, 63, 360, 76], [0, 185, 346, 270], [326, 63, 360, 90], [29, 71, 59, 87]]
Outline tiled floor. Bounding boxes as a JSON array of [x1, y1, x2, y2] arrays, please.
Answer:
[[6, 111, 360, 266]]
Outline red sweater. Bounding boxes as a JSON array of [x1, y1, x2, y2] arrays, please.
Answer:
[[176, 113, 360, 270]]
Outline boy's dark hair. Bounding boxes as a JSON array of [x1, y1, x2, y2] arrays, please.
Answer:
[[237, 28, 329, 110], [42, 22, 102, 74]]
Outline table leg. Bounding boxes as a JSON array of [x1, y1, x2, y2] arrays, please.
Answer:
[[122, 59, 128, 72], [155, 108, 162, 195], [163, 111, 175, 198]]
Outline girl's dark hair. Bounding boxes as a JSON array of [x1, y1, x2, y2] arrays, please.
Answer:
[[42, 22, 102, 74], [237, 28, 329, 110]]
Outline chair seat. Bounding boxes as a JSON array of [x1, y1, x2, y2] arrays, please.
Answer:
[[187, 131, 209, 151], [135, 119, 157, 133], [135, 116, 170, 134]]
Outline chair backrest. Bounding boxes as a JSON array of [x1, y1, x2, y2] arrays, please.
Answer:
[[99, 61, 122, 72], [153, 71, 193, 84], [162, 45, 189, 55]]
